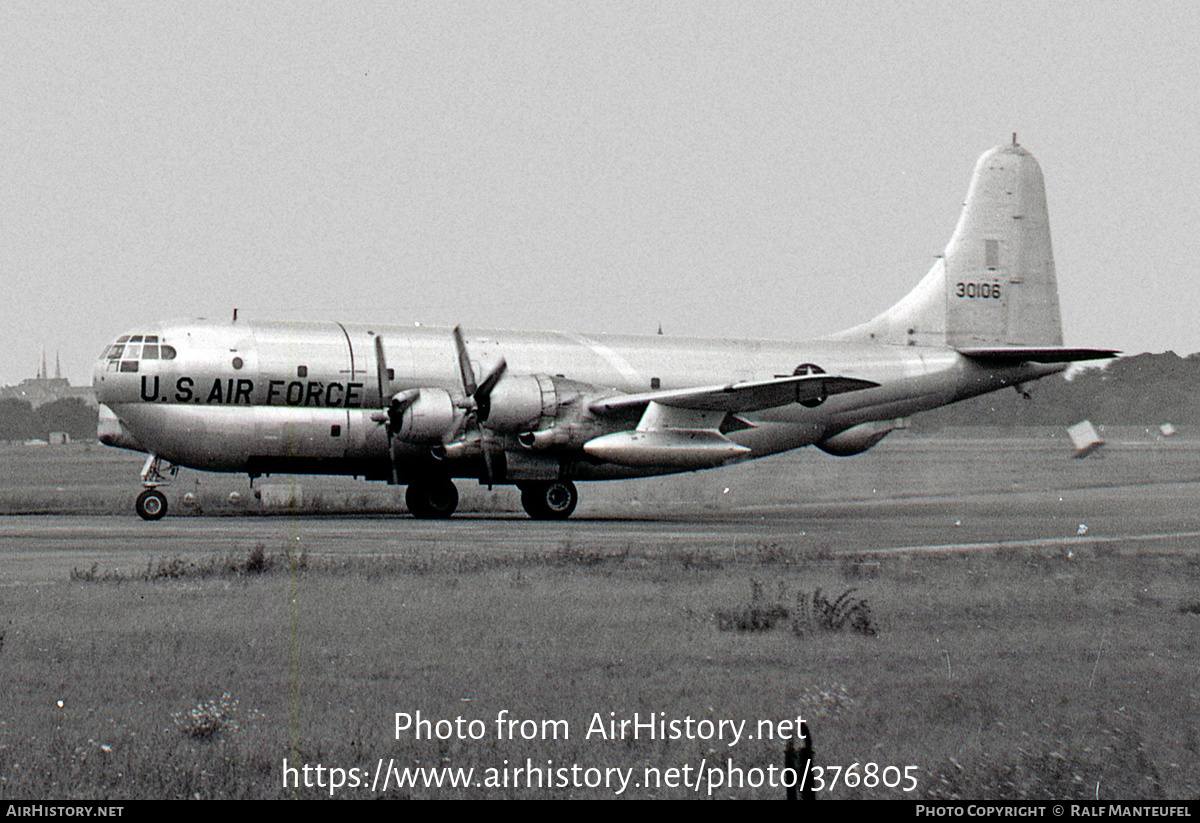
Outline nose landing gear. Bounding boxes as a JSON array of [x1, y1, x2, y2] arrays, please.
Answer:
[[135, 454, 177, 521]]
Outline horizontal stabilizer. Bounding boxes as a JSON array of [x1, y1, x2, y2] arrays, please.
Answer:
[[957, 347, 1119, 364], [589, 374, 878, 415]]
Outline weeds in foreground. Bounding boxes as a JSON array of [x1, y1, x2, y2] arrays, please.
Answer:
[[794, 682, 856, 719], [171, 693, 240, 741], [793, 585, 878, 637], [68, 539, 850, 585], [924, 719, 1169, 800], [70, 543, 305, 582], [714, 580, 878, 637], [68, 541, 629, 583]]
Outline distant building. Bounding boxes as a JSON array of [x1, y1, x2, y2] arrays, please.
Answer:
[[1, 349, 97, 409], [0, 377, 96, 409]]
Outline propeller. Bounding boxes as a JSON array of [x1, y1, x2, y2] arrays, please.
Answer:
[[370, 328, 509, 487], [452, 325, 506, 421], [370, 334, 413, 485], [452, 326, 507, 486]]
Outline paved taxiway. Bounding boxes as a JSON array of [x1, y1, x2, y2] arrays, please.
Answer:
[[3, 477, 1199, 583]]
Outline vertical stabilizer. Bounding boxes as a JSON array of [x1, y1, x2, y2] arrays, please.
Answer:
[[830, 141, 1064, 348]]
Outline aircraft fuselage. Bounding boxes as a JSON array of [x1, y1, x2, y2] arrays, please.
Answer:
[[95, 318, 1058, 482]]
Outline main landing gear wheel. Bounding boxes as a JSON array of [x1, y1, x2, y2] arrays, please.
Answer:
[[135, 488, 168, 521], [520, 480, 578, 520], [406, 479, 459, 519]]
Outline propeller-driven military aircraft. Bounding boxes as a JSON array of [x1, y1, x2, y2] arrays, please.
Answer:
[[95, 140, 1115, 520]]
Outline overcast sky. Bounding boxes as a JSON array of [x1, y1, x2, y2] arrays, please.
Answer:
[[3, 1, 1198, 386]]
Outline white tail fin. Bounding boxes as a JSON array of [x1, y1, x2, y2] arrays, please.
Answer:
[[831, 140, 1064, 348]]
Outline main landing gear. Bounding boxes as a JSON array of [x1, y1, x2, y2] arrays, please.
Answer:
[[135, 454, 177, 521], [403, 478, 580, 520], [405, 478, 460, 519], [519, 480, 578, 520]]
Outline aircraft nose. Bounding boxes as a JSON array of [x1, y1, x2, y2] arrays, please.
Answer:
[[92, 356, 114, 402]]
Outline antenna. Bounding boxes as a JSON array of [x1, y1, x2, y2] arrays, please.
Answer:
[[233, 308, 238, 322], [1012, 132, 1018, 146]]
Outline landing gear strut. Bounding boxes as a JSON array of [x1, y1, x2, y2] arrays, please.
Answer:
[[406, 479, 459, 519], [520, 480, 578, 520], [135, 454, 177, 521]]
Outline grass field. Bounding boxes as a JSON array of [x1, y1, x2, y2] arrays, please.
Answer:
[[2, 433, 1199, 799]]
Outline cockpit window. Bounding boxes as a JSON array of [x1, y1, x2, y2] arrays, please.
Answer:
[[105, 336, 176, 363]]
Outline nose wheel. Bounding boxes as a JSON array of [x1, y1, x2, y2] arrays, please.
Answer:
[[135, 488, 168, 521], [134, 454, 177, 520], [520, 480, 578, 520]]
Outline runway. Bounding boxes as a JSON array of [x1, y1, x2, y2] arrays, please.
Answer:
[[4, 476, 1199, 583]]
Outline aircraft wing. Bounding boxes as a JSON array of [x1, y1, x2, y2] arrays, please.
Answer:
[[588, 374, 879, 415], [956, 347, 1119, 364]]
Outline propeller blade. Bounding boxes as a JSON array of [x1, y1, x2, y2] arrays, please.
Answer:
[[452, 326, 478, 398], [374, 335, 391, 404], [474, 358, 507, 422], [374, 335, 400, 484], [482, 442, 495, 489]]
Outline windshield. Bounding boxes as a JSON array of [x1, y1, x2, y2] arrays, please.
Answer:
[[102, 334, 176, 372]]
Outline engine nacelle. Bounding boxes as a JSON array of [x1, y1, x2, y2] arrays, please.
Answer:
[[395, 388, 459, 444], [816, 418, 907, 457], [483, 374, 558, 432]]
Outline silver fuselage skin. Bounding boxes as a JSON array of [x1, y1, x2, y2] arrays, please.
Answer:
[[93, 318, 1059, 482]]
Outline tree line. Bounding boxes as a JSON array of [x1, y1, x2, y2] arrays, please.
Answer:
[[0, 398, 97, 441], [912, 351, 1200, 429]]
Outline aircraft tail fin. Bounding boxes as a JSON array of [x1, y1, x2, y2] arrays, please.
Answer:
[[830, 140, 1064, 349]]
